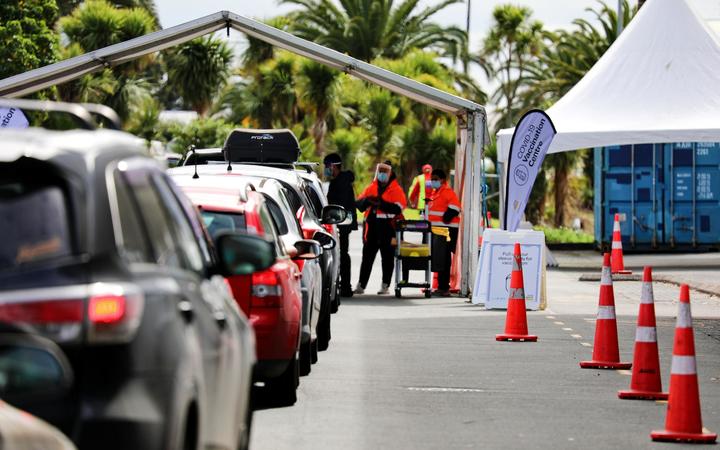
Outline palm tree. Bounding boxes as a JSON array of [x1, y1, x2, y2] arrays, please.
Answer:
[[164, 36, 233, 116], [58, 0, 158, 120], [280, 0, 467, 62], [297, 61, 342, 155], [476, 4, 543, 132]]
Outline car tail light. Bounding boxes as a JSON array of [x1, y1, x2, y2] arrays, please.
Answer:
[[86, 284, 144, 344], [0, 283, 143, 344], [250, 270, 282, 308]]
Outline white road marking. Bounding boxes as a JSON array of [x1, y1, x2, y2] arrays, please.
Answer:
[[554, 321, 565, 325], [562, 327, 573, 331], [617, 370, 632, 376], [581, 342, 592, 347], [546, 316, 556, 319], [570, 334, 582, 339]]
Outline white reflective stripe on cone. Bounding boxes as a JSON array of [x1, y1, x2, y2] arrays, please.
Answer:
[[614, 220, 621, 232], [641, 282, 654, 304], [512, 256, 522, 272], [671, 355, 697, 375], [635, 326, 657, 343], [601, 267, 612, 286], [677, 302, 693, 328], [509, 287, 525, 299], [597, 305, 616, 320], [612, 240, 623, 249]]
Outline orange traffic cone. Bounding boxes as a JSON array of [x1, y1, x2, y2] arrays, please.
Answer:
[[651, 285, 717, 443], [618, 267, 668, 400], [496, 243, 537, 342], [610, 213, 632, 275], [580, 253, 632, 369]]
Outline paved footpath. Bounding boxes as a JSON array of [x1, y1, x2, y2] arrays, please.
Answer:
[[251, 235, 720, 450]]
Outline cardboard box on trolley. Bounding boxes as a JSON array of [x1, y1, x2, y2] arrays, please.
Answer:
[[471, 229, 547, 310]]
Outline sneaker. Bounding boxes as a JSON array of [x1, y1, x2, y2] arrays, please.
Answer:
[[353, 285, 365, 295], [433, 289, 451, 297], [377, 283, 390, 295]]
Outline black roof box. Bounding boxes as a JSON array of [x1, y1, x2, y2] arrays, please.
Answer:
[[222, 128, 300, 163]]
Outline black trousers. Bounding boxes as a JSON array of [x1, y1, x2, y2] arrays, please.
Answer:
[[437, 227, 459, 291], [338, 227, 352, 293], [358, 218, 395, 288]]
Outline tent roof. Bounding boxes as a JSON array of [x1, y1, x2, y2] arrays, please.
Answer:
[[0, 11, 483, 117], [498, 0, 720, 161]]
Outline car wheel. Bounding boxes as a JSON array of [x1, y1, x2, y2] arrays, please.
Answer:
[[266, 356, 298, 407], [311, 339, 319, 364], [317, 310, 331, 351], [299, 340, 312, 376]]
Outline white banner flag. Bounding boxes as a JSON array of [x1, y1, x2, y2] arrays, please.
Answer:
[[504, 109, 556, 232], [0, 107, 29, 129]]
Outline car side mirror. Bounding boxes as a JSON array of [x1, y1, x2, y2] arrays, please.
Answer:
[[320, 204, 348, 225], [0, 332, 73, 401], [293, 239, 322, 260], [312, 230, 336, 250], [215, 232, 276, 276]]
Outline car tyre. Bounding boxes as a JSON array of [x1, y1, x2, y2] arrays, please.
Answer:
[[299, 340, 312, 376], [317, 310, 331, 351], [266, 356, 298, 407], [311, 338, 319, 364]]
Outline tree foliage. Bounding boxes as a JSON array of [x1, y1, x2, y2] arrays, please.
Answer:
[[165, 36, 233, 115], [281, 0, 467, 62], [0, 0, 59, 79]]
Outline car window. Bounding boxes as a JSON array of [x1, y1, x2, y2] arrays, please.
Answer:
[[163, 176, 214, 266], [0, 180, 73, 270], [263, 197, 288, 235], [151, 175, 206, 273], [303, 183, 324, 217], [112, 171, 151, 263], [121, 170, 182, 269], [200, 211, 247, 238], [258, 204, 285, 257]]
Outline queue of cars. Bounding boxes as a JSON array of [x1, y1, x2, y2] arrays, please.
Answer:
[[0, 102, 349, 449]]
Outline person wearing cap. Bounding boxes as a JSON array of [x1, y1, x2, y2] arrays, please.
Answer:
[[354, 161, 407, 295], [407, 164, 433, 213], [323, 153, 357, 297], [427, 168, 461, 296]]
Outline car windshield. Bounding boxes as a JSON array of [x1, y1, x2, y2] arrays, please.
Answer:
[[200, 210, 246, 238], [0, 180, 74, 271]]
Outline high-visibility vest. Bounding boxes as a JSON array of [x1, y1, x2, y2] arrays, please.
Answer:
[[359, 179, 407, 220], [427, 183, 461, 228], [408, 173, 432, 210]]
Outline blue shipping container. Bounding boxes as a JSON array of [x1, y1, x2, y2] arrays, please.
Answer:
[[594, 143, 720, 249]]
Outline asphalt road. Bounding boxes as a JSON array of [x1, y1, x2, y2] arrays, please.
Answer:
[[250, 232, 720, 450]]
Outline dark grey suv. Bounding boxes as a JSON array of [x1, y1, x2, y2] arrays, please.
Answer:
[[0, 110, 266, 450]]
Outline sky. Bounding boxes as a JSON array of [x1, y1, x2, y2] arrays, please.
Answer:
[[154, 0, 614, 55]]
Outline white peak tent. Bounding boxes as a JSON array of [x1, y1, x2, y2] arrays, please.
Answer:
[[497, 0, 720, 163]]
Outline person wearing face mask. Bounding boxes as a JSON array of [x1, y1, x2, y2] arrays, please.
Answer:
[[323, 153, 357, 297], [354, 161, 407, 295], [427, 169, 461, 296], [407, 164, 433, 213]]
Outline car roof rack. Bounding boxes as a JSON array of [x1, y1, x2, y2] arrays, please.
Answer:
[[0, 99, 121, 130]]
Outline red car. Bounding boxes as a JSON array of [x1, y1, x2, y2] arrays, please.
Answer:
[[172, 177, 307, 406]]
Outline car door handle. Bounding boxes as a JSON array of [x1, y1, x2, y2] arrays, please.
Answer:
[[178, 300, 194, 323], [213, 311, 227, 329]]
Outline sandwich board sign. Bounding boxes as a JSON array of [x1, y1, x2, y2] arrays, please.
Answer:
[[472, 229, 546, 310]]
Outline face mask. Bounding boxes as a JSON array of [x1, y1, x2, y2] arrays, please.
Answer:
[[377, 172, 389, 183], [431, 180, 441, 189], [324, 167, 333, 178]]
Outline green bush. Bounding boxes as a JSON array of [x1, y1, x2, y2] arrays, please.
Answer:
[[533, 225, 593, 244]]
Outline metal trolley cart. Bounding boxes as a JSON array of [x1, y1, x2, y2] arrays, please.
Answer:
[[394, 220, 432, 298]]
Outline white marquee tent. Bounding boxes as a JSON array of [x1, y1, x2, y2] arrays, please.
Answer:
[[497, 0, 720, 163]]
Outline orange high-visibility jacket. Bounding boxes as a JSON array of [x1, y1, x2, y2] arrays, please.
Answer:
[[359, 178, 407, 220], [427, 183, 461, 228]]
